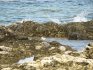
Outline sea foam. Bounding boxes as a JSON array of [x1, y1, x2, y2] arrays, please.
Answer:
[[49, 18, 61, 24], [73, 11, 88, 22]]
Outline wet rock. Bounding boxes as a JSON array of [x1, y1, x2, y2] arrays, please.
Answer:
[[0, 35, 5, 42], [82, 42, 93, 59], [6, 20, 93, 40], [40, 57, 56, 67], [1, 67, 12, 70], [49, 41, 74, 51], [8, 21, 65, 38], [0, 51, 9, 54], [64, 51, 73, 55], [0, 46, 12, 54], [35, 45, 43, 50], [64, 51, 80, 57], [0, 46, 12, 52], [0, 39, 93, 70], [21, 65, 36, 70], [16, 36, 28, 40], [0, 26, 16, 41], [59, 46, 66, 51], [15, 54, 93, 70], [49, 41, 62, 47], [49, 47, 55, 51], [64, 20, 93, 40], [0, 20, 93, 69], [35, 42, 50, 50], [0, 26, 6, 41], [28, 37, 46, 41], [59, 45, 75, 52], [87, 43, 93, 47], [35, 41, 75, 60]]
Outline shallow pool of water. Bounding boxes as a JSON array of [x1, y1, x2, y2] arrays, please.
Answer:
[[17, 38, 93, 64], [46, 38, 93, 50], [17, 55, 34, 64]]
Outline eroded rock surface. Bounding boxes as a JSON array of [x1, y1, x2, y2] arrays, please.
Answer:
[[81, 43, 93, 59], [0, 20, 93, 70], [7, 20, 93, 40]]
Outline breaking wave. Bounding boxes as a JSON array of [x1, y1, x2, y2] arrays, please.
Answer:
[[48, 18, 61, 24], [73, 11, 88, 22], [0, 0, 93, 24]]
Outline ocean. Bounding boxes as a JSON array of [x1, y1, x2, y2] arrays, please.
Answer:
[[0, 0, 93, 25]]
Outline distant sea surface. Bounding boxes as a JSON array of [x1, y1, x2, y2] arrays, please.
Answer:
[[0, 0, 93, 25]]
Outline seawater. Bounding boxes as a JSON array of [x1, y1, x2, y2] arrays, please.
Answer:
[[0, 0, 93, 25], [46, 38, 93, 51], [17, 38, 93, 64]]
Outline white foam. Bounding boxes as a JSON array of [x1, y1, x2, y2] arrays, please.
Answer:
[[49, 18, 61, 24], [16, 18, 32, 23], [43, 14, 61, 24], [73, 16, 87, 22], [73, 11, 88, 22]]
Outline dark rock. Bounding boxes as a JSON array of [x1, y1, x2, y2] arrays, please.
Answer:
[[0, 48, 3, 51], [64, 20, 93, 40], [16, 36, 28, 40], [88, 43, 93, 47], [5, 20, 93, 40], [0, 26, 17, 42], [8, 21, 65, 38], [82, 42, 93, 59], [49, 41, 62, 47]]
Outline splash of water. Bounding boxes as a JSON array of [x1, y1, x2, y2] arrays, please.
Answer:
[[16, 18, 33, 23], [43, 14, 61, 24], [48, 18, 61, 24], [73, 11, 88, 22], [73, 16, 87, 22]]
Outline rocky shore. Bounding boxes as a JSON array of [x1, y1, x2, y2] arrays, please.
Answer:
[[6, 20, 93, 40], [0, 36, 93, 70], [0, 20, 93, 70]]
